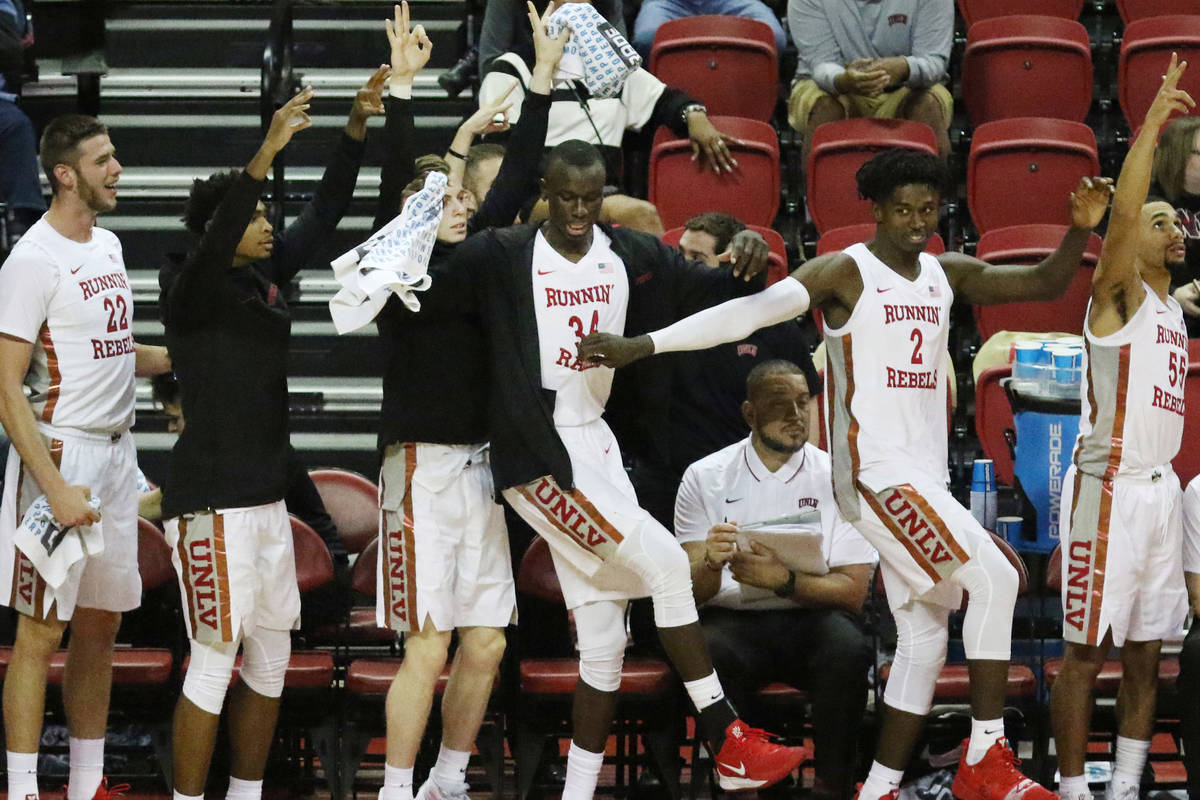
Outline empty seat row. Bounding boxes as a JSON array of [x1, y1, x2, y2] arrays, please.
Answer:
[[957, 0, 1200, 27]]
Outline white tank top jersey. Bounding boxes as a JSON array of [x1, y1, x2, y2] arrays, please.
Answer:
[[823, 243, 953, 521], [1073, 285, 1187, 479], [532, 228, 630, 427], [0, 218, 135, 433]]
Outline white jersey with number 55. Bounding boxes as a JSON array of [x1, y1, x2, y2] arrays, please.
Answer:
[[823, 243, 954, 521]]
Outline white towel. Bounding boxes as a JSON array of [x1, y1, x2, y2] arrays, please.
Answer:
[[13, 494, 104, 590], [328, 171, 447, 334], [546, 3, 641, 99]]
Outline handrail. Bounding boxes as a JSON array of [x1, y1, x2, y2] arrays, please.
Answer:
[[261, 0, 296, 225]]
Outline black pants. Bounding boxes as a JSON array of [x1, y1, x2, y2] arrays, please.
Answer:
[[1179, 620, 1200, 795], [701, 606, 872, 799]]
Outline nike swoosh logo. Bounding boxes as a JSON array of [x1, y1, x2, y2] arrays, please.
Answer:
[[1158, 309, 1170, 314], [719, 761, 746, 776], [876, 287, 894, 293], [537, 269, 555, 275], [724, 497, 741, 503], [70, 264, 83, 274], [604, 444, 612, 454]]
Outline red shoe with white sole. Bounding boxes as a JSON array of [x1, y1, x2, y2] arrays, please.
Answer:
[[713, 719, 808, 792]]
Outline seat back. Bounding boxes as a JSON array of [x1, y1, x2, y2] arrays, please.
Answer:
[[974, 364, 1016, 486], [967, 118, 1099, 234], [1117, 0, 1200, 23], [516, 536, 564, 605], [1119, 16, 1200, 128], [660, 223, 789, 283], [309, 468, 378, 555], [1173, 362, 1200, 486], [815, 223, 946, 255], [649, 15, 778, 121], [650, 116, 780, 229], [137, 518, 176, 590], [990, 532, 1030, 595], [292, 515, 334, 593], [353, 537, 379, 597], [962, 15, 1092, 125], [972, 224, 1102, 340], [957, 0, 1085, 26], [805, 118, 938, 233], [1045, 543, 1063, 591]]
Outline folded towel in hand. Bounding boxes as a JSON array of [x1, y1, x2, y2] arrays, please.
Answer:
[[547, 3, 641, 100], [13, 494, 104, 590]]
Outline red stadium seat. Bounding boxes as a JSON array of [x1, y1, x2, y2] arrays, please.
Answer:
[[650, 116, 780, 230], [806, 118, 938, 234], [967, 119, 1099, 234], [1116, 0, 1200, 23], [815, 223, 945, 255], [962, 16, 1093, 125], [309, 467, 378, 554], [975, 365, 1016, 486], [1119, 16, 1200, 129], [956, 0, 1085, 27], [972, 224, 1102, 340], [661, 223, 789, 284], [1174, 362, 1200, 487], [648, 16, 778, 121]]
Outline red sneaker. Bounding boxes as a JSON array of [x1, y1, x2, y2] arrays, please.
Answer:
[[853, 784, 900, 800], [951, 738, 1055, 800], [713, 719, 808, 792], [63, 778, 131, 800]]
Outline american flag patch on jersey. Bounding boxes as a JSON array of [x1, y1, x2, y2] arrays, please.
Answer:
[[927, 284, 941, 298], [597, 262, 614, 273]]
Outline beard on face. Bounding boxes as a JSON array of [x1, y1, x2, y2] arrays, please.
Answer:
[[76, 170, 115, 214]]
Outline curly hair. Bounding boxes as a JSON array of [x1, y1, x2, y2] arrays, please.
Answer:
[[181, 169, 244, 235], [855, 149, 950, 204]]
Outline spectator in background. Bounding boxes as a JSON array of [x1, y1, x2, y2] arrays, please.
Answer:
[[616, 211, 817, 528], [480, 5, 742, 235], [631, 0, 785, 62], [786, 0, 953, 159], [675, 360, 875, 800], [0, 0, 46, 241], [480, 0, 625, 69], [1152, 116, 1200, 335], [462, 142, 507, 210]]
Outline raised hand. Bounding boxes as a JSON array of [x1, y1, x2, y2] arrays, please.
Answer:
[[530, 1, 569, 75], [264, 85, 314, 153], [1068, 176, 1113, 230], [459, 82, 517, 137], [1145, 52, 1195, 131], [576, 332, 655, 368], [347, 64, 390, 140], [386, 1, 432, 81]]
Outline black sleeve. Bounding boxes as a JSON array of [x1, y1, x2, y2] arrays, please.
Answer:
[[284, 448, 349, 568], [374, 95, 418, 232], [161, 171, 264, 329], [268, 133, 366, 285], [469, 91, 550, 233], [648, 86, 697, 138]]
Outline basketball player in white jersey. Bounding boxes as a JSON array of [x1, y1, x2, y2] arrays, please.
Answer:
[[0, 114, 170, 800], [580, 152, 1113, 800], [1049, 56, 1194, 800]]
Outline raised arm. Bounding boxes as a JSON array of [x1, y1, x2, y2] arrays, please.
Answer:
[[1090, 55, 1195, 335], [374, 1, 432, 230], [270, 68, 383, 284], [940, 176, 1113, 306]]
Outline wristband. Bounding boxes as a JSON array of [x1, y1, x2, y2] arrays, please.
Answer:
[[447, 147, 467, 161], [388, 77, 414, 100], [681, 102, 707, 127], [774, 569, 796, 598]]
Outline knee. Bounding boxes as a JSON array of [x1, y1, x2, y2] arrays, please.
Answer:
[[577, 625, 626, 693], [458, 627, 507, 672], [71, 609, 123, 644], [1059, 645, 1107, 682], [402, 630, 452, 677], [902, 90, 948, 128], [808, 96, 846, 127], [240, 628, 291, 699], [811, 617, 873, 677], [15, 614, 68, 660]]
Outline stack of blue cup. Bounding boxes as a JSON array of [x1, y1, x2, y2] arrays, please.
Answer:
[[970, 458, 997, 531]]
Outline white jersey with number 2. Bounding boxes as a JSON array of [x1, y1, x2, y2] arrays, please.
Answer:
[[532, 227, 629, 427], [823, 243, 953, 521]]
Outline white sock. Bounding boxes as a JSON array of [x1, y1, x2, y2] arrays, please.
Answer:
[[7, 750, 40, 800], [225, 776, 263, 800], [67, 737, 104, 800], [379, 764, 415, 800], [174, 792, 205, 800], [1112, 735, 1149, 790], [1058, 773, 1090, 798], [562, 741, 605, 800], [431, 745, 471, 790], [682, 671, 725, 712], [966, 717, 1005, 765], [858, 762, 904, 800]]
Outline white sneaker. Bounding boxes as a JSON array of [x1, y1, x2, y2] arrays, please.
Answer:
[[1104, 781, 1139, 800], [415, 777, 470, 800]]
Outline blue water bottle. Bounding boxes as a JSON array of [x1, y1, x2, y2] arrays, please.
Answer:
[[970, 458, 998, 531]]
